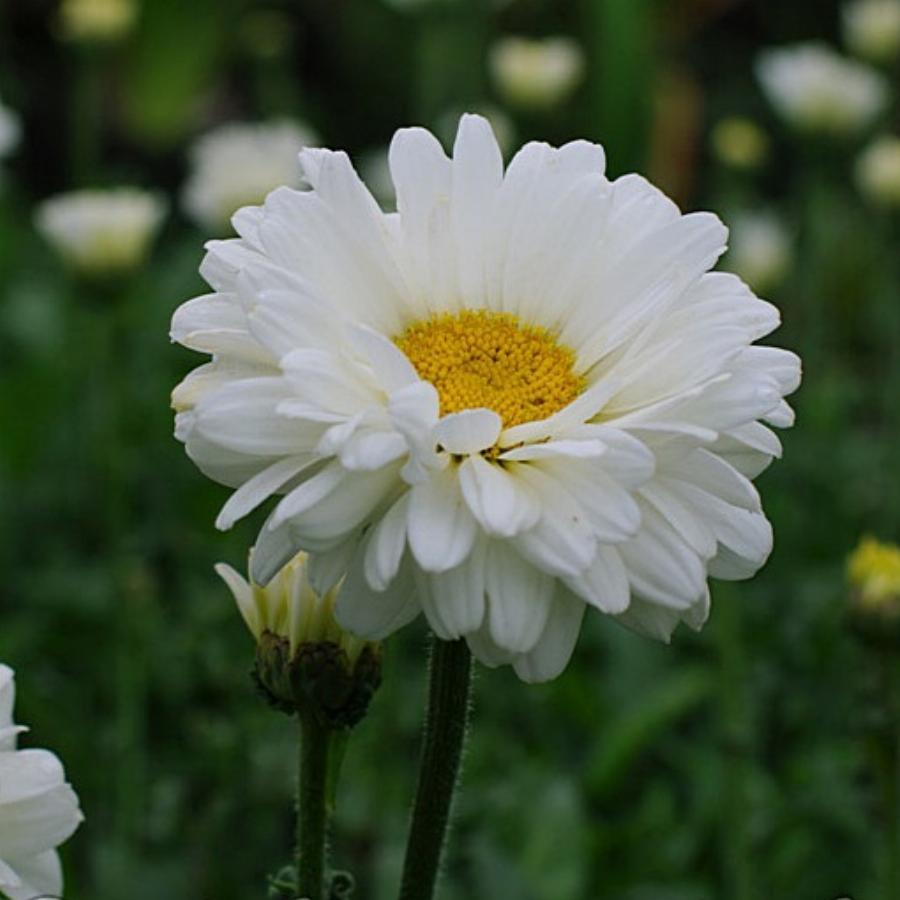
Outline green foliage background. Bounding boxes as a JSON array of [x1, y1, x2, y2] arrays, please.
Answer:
[[1, 1, 898, 898]]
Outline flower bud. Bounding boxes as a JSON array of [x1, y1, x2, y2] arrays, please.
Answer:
[[217, 551, 382, 729], [489, 36, 585, 110], [848, 537, 900, 641], [0, 96, 21, 161], [843, 0, 900, 64], [856, 135, 900, 208], [58, 0, 137, 44], [710, 117, 770, 171], [726, 210, 792, 294]]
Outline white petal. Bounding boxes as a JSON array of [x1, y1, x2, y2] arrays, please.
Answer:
[[214, 562, 258, 636], [484, 541, 553, 653], [564, 544, 630, 614], [433, 409, 502, 455], [459, 455, 541, 537], [415, 540, 487, 639], [513, 588, 586, 683], [408, 465, 478, 572], [364, 494, 411, 591], [215, 455, 311, 530]]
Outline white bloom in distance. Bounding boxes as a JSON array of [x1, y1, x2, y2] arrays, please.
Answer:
[[726, 211, 792, 294], [182, 120, 318, 232], [757, 43, 888, 135], [856, 135, 900, 207], [35, 187, 166, 277], [172, 114, 800, 682], [0, 97, 21, 160], [843, 0, 900, 62], [489, 36, 585, 109], [0, 664, 84, 900]]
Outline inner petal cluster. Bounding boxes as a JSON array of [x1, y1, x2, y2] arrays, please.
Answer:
[[395, 309, 584, 428]]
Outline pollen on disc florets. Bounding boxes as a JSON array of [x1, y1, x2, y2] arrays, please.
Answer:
[[395, 309, 585, 428]]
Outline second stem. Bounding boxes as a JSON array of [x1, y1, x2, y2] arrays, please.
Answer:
[[398, 637, 473, 900], [297, 714, 331, 900]]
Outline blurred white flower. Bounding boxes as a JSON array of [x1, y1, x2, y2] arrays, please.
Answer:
[[727, 211, 792, 294], [36, 187, 166, 277], [489, 36, 585, 109], [172, 114, 800, 683], [757, 43, 888, 135], [182, 120, 318, 232], [0, 664, 84, 900], [710, 117, 770, 171], [843, 0, 900, 62], [0, 97, 21, 160], [58, 0, 137, 44], [856, 135, 900, 206]]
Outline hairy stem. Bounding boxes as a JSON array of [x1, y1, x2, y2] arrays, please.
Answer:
[[399, 637, 473, 900]]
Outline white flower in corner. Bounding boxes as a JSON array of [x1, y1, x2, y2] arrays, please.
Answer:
[[0, 664, 83, 900], [35, 187, 166, 277], [843, 0, 900, 63], [489, 36, 585, 109], [172, 114, 800, 682], [757, 43, 888, 135], [182, 120, 318, 232]]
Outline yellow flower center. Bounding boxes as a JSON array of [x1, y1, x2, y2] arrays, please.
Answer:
[[394, 309, 584, 428]]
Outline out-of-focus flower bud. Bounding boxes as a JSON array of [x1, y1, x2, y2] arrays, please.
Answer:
[[217, 551, 382, 730], [848, 537, 900, 640], [843, 0, 900, 63], [726, 210, 792, 294], [489, 36, 585, 110], [710, 117, 770, 171], [58, 0, 137, 44], [35, 187, 166, 279], [757, 42, 888, 136], [0, 97, 21, 160], [856, 135, 900, 207]]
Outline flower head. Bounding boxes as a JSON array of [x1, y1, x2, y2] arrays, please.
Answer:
[[217, 551, 381, 727], [757, 43, 888, 135], [0, 664, 84, 900], [710, 117, 770, 171], [856, 135, 900, 207], [182, 120, 318, 232], [489, 36, 585, 109], [58, 0, 137, 44], [843, 0, 900, 63], [726, 210, 792, 293], [173, 114, 800, 683], [35, 187, 166, 278]]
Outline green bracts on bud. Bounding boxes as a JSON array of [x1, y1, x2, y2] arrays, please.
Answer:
[[216, 550, 382, 730], [255, 632, 382, 729]]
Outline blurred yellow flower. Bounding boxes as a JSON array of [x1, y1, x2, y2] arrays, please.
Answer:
[[58, 0, 137, 44], [489, 36, 585, 109], [855, 135, 900, 207], [710, 117, 770, 171], [843, 0, 900, 63], [848, 536, 900, 613]]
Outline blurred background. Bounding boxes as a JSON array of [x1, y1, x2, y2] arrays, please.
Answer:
[[2, 0, 900, 898]]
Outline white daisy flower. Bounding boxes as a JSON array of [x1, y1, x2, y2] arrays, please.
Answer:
[[171, 114, 800, 682], [182, 120, 318, 232], [35, 187, 166, 277], [757, 43, 888, 135], [489, 36, 585, 110], [0, 664, 84, 900]]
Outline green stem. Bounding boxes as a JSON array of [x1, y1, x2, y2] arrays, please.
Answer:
[[877, 651, 900, 900], [296, 714, 331, 900], [399, 637, 473, 900]]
